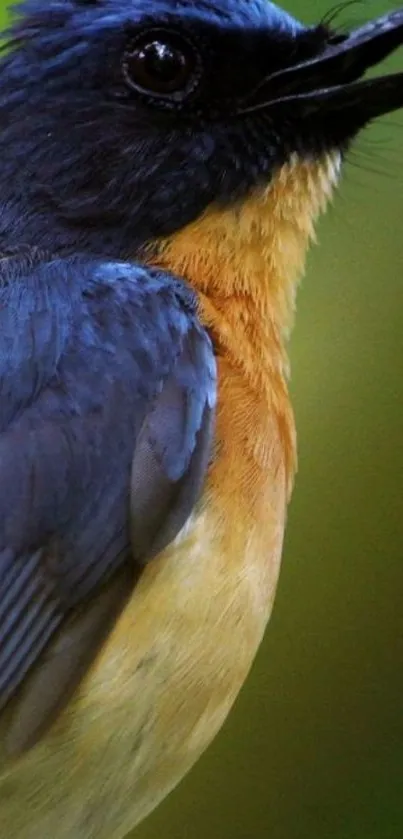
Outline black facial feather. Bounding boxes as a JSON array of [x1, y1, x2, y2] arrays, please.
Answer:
[[0, 0, 401, 258]]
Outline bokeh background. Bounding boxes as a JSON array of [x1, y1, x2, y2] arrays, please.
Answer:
[[1, 1, 402, 838]]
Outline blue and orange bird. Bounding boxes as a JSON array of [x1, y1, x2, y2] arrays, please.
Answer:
[[0, 0, 402, 837]]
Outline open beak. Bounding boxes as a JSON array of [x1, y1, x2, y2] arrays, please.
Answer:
[[239, 9, 403, 122]]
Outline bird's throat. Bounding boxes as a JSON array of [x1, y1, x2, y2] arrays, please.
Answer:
[[149, 154, 340, 492], [150, 153, 340, 373]]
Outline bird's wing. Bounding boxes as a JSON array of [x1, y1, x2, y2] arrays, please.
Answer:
[[0, 251, 216, 754]]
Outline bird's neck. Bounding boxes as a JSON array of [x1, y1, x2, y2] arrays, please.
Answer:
[[150, 154, 340, 492]]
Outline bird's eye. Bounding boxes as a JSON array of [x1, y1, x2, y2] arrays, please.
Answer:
[[122, 29, 200, 102]]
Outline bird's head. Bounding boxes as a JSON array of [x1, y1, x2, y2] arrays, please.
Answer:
[[1, 0, 402, 309]]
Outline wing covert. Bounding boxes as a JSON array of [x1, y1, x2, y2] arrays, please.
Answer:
[[0, 250, 216, 752]]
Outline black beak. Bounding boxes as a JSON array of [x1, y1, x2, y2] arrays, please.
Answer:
[[238, 9, 403, 122]]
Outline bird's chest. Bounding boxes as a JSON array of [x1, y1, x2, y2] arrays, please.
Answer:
[[0, 364, 291, 839], [73, 394, 289, 834], [92, 360, 290, 719]]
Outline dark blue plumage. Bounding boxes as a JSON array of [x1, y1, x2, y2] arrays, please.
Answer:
[[0, 0, 322, 257], [0, 0, 401, 263], [0, 248, 215, 729]]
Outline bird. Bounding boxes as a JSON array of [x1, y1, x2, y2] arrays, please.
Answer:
[[0, 0, 401, 837]]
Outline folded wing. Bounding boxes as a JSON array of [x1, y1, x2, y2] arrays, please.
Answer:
[[0, 251, 216, 754]]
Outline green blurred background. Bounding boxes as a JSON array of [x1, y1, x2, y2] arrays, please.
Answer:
[[2, 1, 402, 838]]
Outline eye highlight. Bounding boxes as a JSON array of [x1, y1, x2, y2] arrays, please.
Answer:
[[122, 29, 202, 103]]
